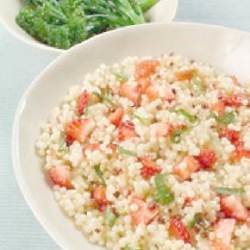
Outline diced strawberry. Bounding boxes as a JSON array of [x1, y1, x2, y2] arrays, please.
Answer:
[[175, 69, 196, 81], [214, 219, 235, 246], [77, 91, 89, 115], [137, 77, 151, 93], [92, 185, 108, 212], [220, 196, 248, 221], [212, 101, 226, 116], [119, 84, 141, 105], [150, 122, 172, 138], [130, 198, 159, 225], [145, 85, 158, 101], [118, 121, 137, 141], [165, 89, 176, 103], [109, 107, 124, 127], [173, 156, 200, 181], [135, 60, 159, 80], [139, 156, 162, 179], [85, 143, 100, 152], [169, 216, 192, 244], [220, 128, 240, 145], [65, 119, 94, 145], [231, 142, 250, 162], [48, 165, 73, 189], [222, 94, 247, 107], [196, 149, 217, 169]]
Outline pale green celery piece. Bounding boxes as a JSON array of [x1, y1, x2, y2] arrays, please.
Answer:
[[175, 108, 199, 123], [118, 146, 137, 157], [154, 174, 174, 205], [134, 114, 152, 126], [94, 164, 106, 185], [215, 187, 244, 195], [104, 207, 117, 227]]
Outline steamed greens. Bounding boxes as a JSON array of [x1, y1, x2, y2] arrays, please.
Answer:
[[16, 0, 157, 49]]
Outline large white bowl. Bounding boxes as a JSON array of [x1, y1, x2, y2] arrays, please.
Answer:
[[0, 0, 178, 54], [12, 23, 250, 250]]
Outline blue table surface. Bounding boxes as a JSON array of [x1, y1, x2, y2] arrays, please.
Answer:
[[1, 1, 250, 249]]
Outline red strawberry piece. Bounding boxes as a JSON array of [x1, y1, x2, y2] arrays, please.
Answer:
[[139, 156, 161, 179], [119, 84, 141, 105], [77, 91, 89, 115], [169, 216, 192, 244], [135, 60, 159, 80], [212, 101, 226, 116], [220, 196, 248, 221], [48, 165, 73, 189], [109, 107, 124, 127], [65, 119, 94, 145], [222, 94, 246, 107], [220, 128, 240, 145], [92, 185, 108, 212], [130, 198, 159, 225], [118, 121, 137, 141], [231, 142, 250, 162], [173, 156, 200, 181], [196, 149, 217, 169]]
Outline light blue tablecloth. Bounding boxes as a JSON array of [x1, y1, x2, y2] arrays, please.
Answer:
[[1, 1, 250, 249]]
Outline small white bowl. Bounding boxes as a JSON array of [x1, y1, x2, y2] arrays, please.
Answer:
[[12, 23, 250, 250], [0, 0, 178, 54]]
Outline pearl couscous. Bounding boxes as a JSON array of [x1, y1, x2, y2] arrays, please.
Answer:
[[36, 54, 250, 250]]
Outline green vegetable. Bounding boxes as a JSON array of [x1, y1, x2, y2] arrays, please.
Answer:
[[16, 0, 87, 49], [94, 164, 106, 185], [118, 146, 137, 157], [154, 174, 174, 205], [113, 72, 128, 83], [137, 0, 158, 12], [170, 126, 189, 144], [175, 109, 198, 123], [93, 87, 116, 107], [104, 207, 117, 227], [122, 246, 142, 250], [211, 111, 236, 125], [215, 187, 244, 195], [188, 213, 203, 229], [134, 114, 152, 126]]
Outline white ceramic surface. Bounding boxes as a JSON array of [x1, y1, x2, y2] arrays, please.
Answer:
[[12, 23, 250, 250], [0, 0, 178, 54]]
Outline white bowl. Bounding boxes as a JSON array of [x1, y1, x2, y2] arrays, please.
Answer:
[[12, 23, 250, 250], [0, 0, 178, 54]]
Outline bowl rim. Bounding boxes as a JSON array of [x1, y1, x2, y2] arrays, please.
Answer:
[[0, 0, 178, 55], [12, 22, 250, 250]]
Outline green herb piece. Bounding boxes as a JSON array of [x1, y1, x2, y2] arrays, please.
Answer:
[[94, 164, 106, 185], [134, 114, 152, 126], [188, 213, 203, 229], [137, 0, 158, 12], [93, 88, 117, 107], [154, 174, 174, 205], [175, 109, 198, 123], [113, 72, 128, 83], [211, 111, 236, 125], [122, 246, 142, 250], [215, 187, 244, 196], [118, 146, 137, 157], [170, 126, 189, 144], [104, 207, 117, 227]]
